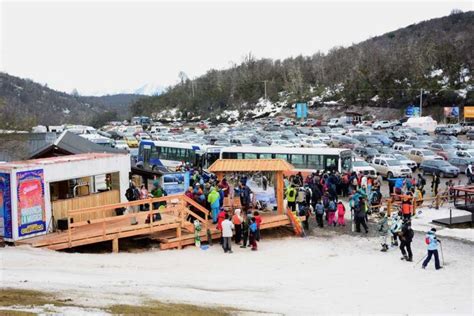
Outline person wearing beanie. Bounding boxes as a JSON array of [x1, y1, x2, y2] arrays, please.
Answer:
[[422, 228, 442, 270]]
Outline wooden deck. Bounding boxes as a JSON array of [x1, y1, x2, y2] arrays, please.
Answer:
[[17, 195, 293, 252]]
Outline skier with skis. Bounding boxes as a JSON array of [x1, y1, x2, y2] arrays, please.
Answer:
[[422, 228, 443, 270]]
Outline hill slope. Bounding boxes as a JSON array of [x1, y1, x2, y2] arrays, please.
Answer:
[[0, 73, 143, 128], [132, 11, 473, 121]]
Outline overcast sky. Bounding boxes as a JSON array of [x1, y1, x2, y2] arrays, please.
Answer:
[[1, 0, 472, 96]]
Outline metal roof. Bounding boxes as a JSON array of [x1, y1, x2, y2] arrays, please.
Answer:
[[208, 159, 294, 172]]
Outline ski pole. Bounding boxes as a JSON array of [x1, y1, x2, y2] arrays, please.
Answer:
[[413, 254, 427, 268], [440, 242, 445, 266]]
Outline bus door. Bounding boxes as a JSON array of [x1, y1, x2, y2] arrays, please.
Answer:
[[324, 155, 339, 172], [142, 144, 152, 168]]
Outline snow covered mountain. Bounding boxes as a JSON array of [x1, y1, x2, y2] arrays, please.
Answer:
[[133, 83, 163, 96]]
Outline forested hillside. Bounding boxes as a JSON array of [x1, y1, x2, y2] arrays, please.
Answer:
[[0, 73, 142, 128], [132, 11, 473, 120]]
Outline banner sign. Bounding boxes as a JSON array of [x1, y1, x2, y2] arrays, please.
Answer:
[[406, 105, 420, 117], [464, 106, 474, 119], [296, 103, 308, 119], [17, 169, 46, 237], [0, 173, 12, 238], [161, 172, 190, 195], [444, 107, 459, 118]]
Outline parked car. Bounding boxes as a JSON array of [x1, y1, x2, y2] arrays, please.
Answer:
[[351, 159, 377, 177], [354, 147, 380, 161], [448, 157, 474, 173], [467, 130, 474, 140], [434, 126, 457, 136], [370, 157, 412, 178], [124, 136, 139, 148], [393, 143, 413, 153], [114, 140, 130, 151], [406, 149, 444, 166], [429, 143, 457, 160], [392, 154, 418, 171], [419, 160, 460, 178], [372, 120, 392, 129]]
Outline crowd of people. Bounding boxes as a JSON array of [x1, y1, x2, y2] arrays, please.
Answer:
[[124, 165, 445, 268]]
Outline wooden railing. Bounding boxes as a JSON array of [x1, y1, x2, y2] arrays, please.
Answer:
[[64, 194, 211, 250]]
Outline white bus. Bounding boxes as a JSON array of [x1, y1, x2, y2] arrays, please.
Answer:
[[220, 146, 352, 173], [137, 140, 222, 171]]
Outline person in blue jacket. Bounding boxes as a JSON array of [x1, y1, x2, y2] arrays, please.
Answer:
[[422, 228, 442, 270]]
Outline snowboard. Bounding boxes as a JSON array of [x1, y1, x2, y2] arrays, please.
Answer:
[[194, 220, 201, 247]]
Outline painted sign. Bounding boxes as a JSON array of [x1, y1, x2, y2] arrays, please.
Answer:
[[443, 106, 459, 118], [161, 172, 190, 195], [465, 106, 474, 119], [0, 173, 12, 238], [296, 103, 308, 119], [17, 169, 46, 237]]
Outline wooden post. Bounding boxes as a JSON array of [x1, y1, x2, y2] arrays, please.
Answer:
[[177, 207, 183, 249], [276, 171, 284, 215], [112, 238, 119, 253], [67, 215, 72, 248], [102, 209, 106, 238]]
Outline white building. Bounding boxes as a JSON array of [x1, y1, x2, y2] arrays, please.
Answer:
[[0, 153, 130, 242]]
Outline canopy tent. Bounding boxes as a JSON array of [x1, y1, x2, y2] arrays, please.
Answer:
[[208, 159, 294, 214]]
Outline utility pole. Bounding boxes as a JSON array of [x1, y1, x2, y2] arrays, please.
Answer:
[[191, 80, 195, 98], [263, 80, 267, 100], [419, 88, 423, 117]]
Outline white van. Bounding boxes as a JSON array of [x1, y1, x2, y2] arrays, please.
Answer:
[[393, 143, 413, 153]]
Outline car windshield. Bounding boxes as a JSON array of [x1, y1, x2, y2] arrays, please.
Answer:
[[353, 161, 369, 167], [366, 148, 379, 154], [421, 150, 435, 156], [434, 161, 451, 167], [394, 154, 408, 160], [386, 160, 402, 166]]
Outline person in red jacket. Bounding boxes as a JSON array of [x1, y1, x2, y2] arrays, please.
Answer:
[[217, 208, 227, 248], [253, 211, 262, 241]]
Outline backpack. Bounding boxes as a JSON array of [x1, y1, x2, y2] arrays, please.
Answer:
[[328, 201, 336, 212], [125, 187, 137, 201], [421, 177, 426, 186], [315, 204, 324, 215], [406, 228, 414, 240], [323, 196, 330, 208]]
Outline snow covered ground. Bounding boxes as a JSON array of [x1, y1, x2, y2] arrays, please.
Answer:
[[1, 230, 473, 315], [410, 205, 474, 242]]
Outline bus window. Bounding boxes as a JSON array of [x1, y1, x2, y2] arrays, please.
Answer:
[[307, 154, 323, 170], [237, 153, 245, 159], [245, 153, 257, 159], [291, 154, 305, 168], [222, 152, 237, 159], [324, 156, 338, 172], [275, 154, 289, 161], [259, 153, 272, 159], [206, 152, 220, 168]]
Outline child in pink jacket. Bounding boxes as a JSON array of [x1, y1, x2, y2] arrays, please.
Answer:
[[337, 201, 346, 226]]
